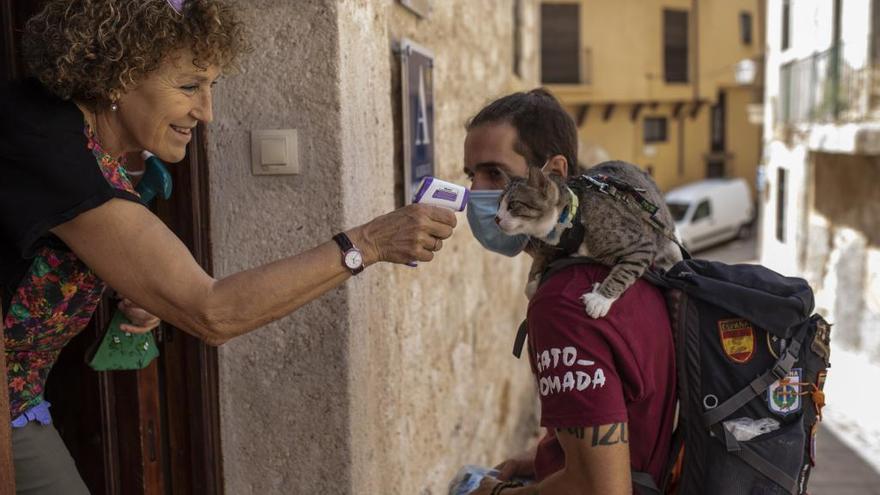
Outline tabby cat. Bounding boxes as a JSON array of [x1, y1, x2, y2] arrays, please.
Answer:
[[496, 160, 682, 318]]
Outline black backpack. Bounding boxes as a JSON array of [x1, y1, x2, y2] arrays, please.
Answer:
[[513, 257, 831, 495]]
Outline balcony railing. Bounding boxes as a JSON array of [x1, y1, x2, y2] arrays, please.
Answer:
[[779, 43, 880, 125]]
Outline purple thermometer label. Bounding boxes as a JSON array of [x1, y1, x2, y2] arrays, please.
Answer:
[[432, 188, 458, 202]]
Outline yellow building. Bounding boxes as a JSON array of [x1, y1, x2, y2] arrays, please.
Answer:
[[541, 0, 765, 195]]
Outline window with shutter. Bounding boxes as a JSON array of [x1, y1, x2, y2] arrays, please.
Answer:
[[663, 9, 689, 83], [541, 4, 581, 84], [644, 117, 668, 143], [740, 11, 753, 45]]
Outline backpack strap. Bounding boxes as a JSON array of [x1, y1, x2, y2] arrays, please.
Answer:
[[707, 424, 799, 495], [571, 174, 690, 257], [701, 320, 810, 429], [512, 319, 529, 359], [631, 471, 661, 495], [512, 257, 605, 359]]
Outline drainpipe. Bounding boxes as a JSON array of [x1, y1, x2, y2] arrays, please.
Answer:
[[692, 0, 699, 102], [831, 0, 842, 119], [690, 0, 699, 181]]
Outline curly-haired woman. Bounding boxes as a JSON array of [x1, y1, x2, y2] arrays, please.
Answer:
[[0, 0, 456, 491]]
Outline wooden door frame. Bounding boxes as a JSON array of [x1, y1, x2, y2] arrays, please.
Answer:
[[156, 126, 225, 495], [0, 302, 15, 495]]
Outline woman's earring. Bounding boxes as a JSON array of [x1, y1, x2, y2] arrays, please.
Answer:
[[110, 102, 119, 112]]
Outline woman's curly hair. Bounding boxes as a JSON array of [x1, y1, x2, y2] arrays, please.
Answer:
[[23, 0, 249, 106]]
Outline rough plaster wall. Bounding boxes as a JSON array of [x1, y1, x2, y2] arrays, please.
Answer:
[[208, 1, 351, 493], [804, 154, 880, 360], [336, 1, 540, 494]]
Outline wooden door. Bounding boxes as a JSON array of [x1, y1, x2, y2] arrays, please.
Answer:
[[0, 1, 223, 493]]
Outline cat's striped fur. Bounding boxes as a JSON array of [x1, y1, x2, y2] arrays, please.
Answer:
[[496, 160, 682, 318]]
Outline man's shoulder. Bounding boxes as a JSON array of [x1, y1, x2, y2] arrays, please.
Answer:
[[531, 263, 662, 305]]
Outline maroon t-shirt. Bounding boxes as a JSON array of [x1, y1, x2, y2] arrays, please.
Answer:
[[526, 264, 677, 486]]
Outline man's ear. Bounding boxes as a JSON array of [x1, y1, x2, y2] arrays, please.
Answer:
[[545, 154, 569, 178]]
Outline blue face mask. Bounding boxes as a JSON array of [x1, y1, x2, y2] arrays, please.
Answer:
[[466, 189, 530, 257]]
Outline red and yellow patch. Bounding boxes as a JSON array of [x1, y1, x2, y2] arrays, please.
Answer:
[[718, 318, 756, 364], [817, 370, 827, 391]]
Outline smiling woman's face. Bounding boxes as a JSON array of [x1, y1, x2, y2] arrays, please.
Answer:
[[114, 49, 221, 163]]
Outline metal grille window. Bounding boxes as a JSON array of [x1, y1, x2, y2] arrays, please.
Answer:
[[740, 12, 753, 45], [644, 117, 668, 143], [541, 3, 581, 84], [664, 9, 689, 83]]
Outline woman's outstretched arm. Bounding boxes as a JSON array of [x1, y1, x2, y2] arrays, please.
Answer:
[[52, 198, 456, 345]]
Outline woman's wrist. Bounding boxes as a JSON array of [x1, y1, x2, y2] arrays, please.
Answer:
[[345, 225, 380, 267]]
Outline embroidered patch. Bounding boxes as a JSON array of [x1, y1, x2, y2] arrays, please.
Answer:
[[768, 368, 802, 416], [718, 318, 756, 364], [811, 318, 832, 364], [816, 370, 827, 391]]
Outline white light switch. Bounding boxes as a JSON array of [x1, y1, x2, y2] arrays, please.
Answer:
[[251, 129, 300, 175], [260, 137, 287, 166]]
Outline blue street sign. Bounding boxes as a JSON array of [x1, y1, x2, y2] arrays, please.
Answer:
[[401, 39, 434, 205]]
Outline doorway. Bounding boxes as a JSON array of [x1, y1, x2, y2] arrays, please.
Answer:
[[0, 2, 223, 493]]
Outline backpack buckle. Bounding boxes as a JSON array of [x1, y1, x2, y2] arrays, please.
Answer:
[[584, 175, 610, 194], [772, 348, 799, 379]]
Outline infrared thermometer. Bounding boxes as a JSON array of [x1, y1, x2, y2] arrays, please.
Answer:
[[412, 176, 469, 211], [407, 177, 469, 266]]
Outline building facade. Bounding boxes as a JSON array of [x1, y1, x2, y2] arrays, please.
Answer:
[[541, 0, 766, 196], [760, 0, 880, 355]]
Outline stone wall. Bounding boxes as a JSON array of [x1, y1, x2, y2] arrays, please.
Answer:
[[338, 2, 539, 493], [208, 1, 540, 493]]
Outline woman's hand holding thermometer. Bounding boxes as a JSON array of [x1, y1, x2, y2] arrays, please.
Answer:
[[407, 177, 469, 266]]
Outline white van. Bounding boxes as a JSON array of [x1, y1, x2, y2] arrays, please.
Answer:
[[665, 178, 753, 252]]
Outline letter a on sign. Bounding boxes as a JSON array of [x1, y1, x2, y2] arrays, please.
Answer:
[[415, 67, 430, 146]]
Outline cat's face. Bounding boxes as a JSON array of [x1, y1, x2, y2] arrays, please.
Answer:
[[496, 167, 563, 239]]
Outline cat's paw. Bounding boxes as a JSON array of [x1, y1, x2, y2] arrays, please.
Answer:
[[580, 286, 617, 318], [525, 278, 540, 300]]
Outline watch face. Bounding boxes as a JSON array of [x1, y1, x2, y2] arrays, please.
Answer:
[[344, 250, 363, 269]]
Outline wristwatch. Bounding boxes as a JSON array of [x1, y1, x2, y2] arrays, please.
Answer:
[[332, 233, 365, 275]]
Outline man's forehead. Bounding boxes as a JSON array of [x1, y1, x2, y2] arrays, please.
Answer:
[[467, 122, 516, 146], [464, 122, 518, 166]]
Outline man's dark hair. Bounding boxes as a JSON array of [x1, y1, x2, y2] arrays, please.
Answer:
[[467, 88, 578, 176]]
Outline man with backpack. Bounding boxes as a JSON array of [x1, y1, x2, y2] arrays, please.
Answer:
[[463, 89, 677, 494], [463, 89, 830, 495]]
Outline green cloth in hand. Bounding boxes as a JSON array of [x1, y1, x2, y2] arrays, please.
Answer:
[[87, 310, 159, 371]]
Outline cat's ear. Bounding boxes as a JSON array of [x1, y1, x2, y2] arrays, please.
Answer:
[[527, 166, 547, 189]]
